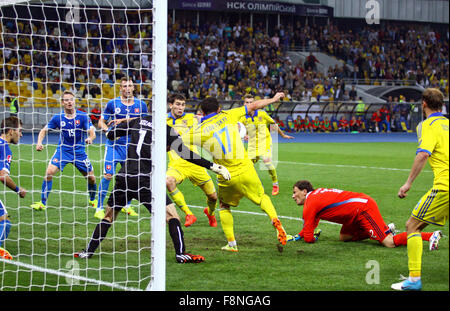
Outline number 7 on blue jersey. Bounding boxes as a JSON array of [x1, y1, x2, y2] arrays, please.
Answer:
[[213, 126, 231, 155]]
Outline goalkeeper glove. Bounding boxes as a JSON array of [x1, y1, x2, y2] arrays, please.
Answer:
[[313, 229, 322, 241], [286, 229, 321, 242], [211, 163, 231, 180], [287, 234, 302, 242]]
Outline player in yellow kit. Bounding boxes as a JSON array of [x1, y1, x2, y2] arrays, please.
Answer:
[[392, 88, 449, 291], [166, 94, 218, 227], [239, 94, 294, 195], [183, 92, 288, 251]]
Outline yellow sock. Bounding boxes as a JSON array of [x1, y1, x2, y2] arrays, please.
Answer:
[[259, 194, 278, 220], [407, 233, 423, 278], [169, 188, 193, 215], [265, 162, 278, 184], [219, 208, 235, 242], [207, 198, 217, 216]]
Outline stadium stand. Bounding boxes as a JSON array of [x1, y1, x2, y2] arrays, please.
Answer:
[[0, 3, 448, 132]]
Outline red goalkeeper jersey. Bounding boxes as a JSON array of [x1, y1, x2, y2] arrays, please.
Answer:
[[299, 188, 373, 243]]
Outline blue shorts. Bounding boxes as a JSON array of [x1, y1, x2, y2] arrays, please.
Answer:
[[103, 144, 127, 175], [50, 148, 93, 173], [0, 199, 7, 218]]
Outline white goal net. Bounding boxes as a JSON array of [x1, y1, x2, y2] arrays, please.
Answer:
[[0, 0, 166, 291]]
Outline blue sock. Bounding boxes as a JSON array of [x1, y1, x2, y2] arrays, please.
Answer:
[[88, 183, 97, 201], [0, 219, 11, 248], [41, 180, 53, 205], [97, 178, 111, 210]]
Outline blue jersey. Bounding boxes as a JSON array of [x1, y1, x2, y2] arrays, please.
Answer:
[[0, 137, 13, 175], [47, 110, 93, 154], [1, 138, 13, 217], [102, 97, 148, 146]]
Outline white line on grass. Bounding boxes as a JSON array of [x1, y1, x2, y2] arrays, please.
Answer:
[[277, 160, 431, 173], [0, 258, 142, 291]]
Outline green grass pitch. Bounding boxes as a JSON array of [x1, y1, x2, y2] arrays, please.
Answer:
[[1, 141, 448, 291]]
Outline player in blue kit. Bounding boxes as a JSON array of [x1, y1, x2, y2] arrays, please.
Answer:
[[1, 116, 26, 260], [31, 91, 97, 211], [94, 77, 148, 219]]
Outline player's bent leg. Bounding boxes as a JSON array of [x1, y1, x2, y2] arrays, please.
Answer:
[[166, 175, 196, 226], [94, 176, 110, 218], [200, 181, 218, 227], [339, 223, 367, 242], [166, 203, 204, 263], [32, 164, 59, 210], [80, 170, 98, 209], [95, 173, 113, 217], [259, 194, 278, 220], [257, 194, 286, 245], [392, 213, 437, 290], [404, 217, 428, 282], [219, 203, 238, 252], [405, 216, 429, 234], [242, 169, 286, 245], [389, 230, 434, 247], [75, 206, 119, 259], [166, 203, 181, 222], [104, 206, 120, 223]]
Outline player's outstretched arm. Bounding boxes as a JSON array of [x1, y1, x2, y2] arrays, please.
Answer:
[[167, 126, 231, 180], [107, 117, 138, 127], [35, 126, 48, 151], [0, 170, 26, 198], [274, 124, 294, 139], [98, 117, 110, 133], [171, 139, 230, 180], [106, 118, 138, 140], [246, 92, 284, 115], [398, 151, 429, 198]]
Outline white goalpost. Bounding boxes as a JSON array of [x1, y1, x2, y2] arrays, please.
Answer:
[[147, 0, 166, 292], [0, 0, 166, 291]]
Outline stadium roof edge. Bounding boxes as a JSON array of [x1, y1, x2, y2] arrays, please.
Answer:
[[0, 0, 151, 8]]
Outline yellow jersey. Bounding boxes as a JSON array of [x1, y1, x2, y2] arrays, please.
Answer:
[[416, 112, 449, 190], [183, 106, 252, 177], [238, 109, 274, 156], [167, 112, 199, 166]]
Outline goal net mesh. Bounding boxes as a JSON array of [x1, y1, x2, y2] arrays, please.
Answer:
[[0, 0, 164, 291]]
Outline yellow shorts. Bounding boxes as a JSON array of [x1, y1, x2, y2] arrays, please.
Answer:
[[218, 166, 264, 207], [411, 188, 449, 226], [167, 165, 215, 195]]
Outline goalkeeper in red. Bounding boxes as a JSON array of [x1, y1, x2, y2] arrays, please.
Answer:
[[289, 180, 440, 248]]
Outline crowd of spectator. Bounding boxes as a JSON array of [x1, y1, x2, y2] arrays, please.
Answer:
[[166, 18, 448, 102], [295, 22, 449, 90], [0, 8, 448, 108]]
